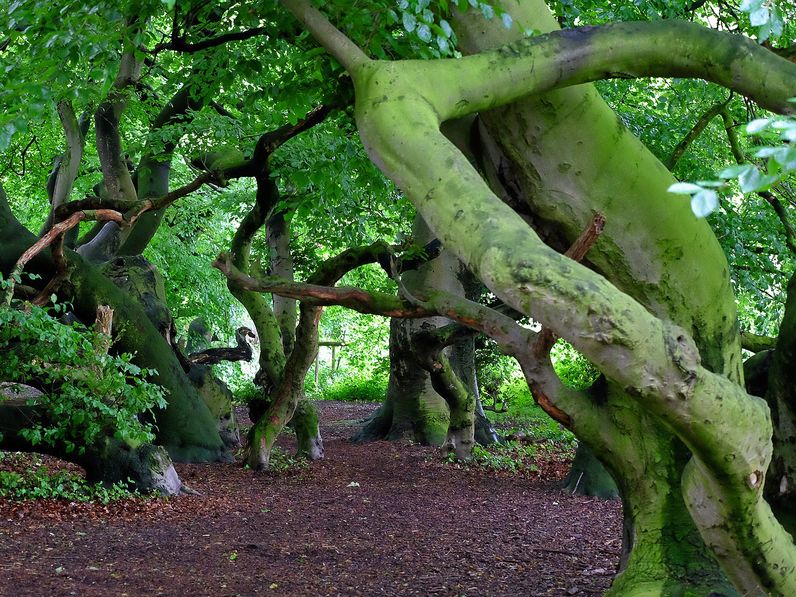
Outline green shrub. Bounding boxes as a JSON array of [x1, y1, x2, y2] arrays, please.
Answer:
[[0, 456, 136, 503], [462, 442, 539, 473], [0, 276, 167, 453]]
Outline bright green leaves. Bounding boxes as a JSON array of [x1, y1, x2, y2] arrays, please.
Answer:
[[386, 0, 515, 57], [669, 108, 796, 217], [668, 182, 704, 194], [0, 0, 143, 148], [740, 0, 785, 43], [0, 281, 167, 453], [393, 0, 458, 56], [728, 113, 796, 191], [689, 189, 719, 218], [668, 183, 719, 218]]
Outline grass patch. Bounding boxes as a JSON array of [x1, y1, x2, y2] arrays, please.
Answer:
[[305, 371, 386, 403], [485, 378, 576, 445]]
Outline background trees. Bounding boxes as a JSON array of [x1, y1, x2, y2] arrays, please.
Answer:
[[1, 0, 795, 593]]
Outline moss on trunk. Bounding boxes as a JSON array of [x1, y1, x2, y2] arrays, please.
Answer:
[[68, 257, 227, 462], [562, 443, 618, 499]]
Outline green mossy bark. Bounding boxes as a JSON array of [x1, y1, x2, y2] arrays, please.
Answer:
[[245, 305, 323, 468], [188, 365, 241, 449], [228, 172, 323, 467], [291, 400, 324, 460], [283, 0, 796, 590], [562, 443, 618, 499], [69, 258, 226, 462], [0, 199, 225, 464], [359, 216, 482, 453], [428, 354, 475, 459], [449, 3, 748, 592], [369, 317, 450, 445]]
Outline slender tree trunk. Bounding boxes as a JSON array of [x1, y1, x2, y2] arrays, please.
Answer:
[[246, 304, 323, 468]]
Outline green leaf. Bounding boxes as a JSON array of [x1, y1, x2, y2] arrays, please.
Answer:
[[749, 7, 769, 27], [690, 190, 719, 218], [417, 24, 432, 43], [718, 164, 753, 179], [746, 118, 770, 134], [738, 166, 778, 192], [668, 182, 703, 194], [402, 12, 417, 33]]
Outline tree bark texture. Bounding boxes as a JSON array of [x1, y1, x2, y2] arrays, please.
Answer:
[[282, 0, 796, 591]]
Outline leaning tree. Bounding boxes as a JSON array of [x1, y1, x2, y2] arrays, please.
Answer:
[[212, 0, 796, 593], [2, 0, 796, 592]]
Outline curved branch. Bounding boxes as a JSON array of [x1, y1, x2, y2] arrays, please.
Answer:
[[3, 209, 125, 305], [398, 21, 796, 120], [41, 101, 88, 234], [213, 253, 433, 318], [740, 330, 777, 353], [94, 50, 142, 204], [55, 171, 217, 226]]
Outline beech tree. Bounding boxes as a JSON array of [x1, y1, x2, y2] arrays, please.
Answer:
[[214, 0, 796, 593], [2, 0, 796, 593]]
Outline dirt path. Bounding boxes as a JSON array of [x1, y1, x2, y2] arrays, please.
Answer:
[[0, 402, 621, 596]]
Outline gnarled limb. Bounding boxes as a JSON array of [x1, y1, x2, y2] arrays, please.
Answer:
[[94, 49, 141, 206], [283, 1, 796, 591]]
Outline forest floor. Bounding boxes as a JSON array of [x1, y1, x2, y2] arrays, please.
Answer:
[[0, 401, 621, 596]]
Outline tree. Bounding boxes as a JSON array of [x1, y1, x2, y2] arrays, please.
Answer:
[[224, 0, 795, 593], [2, 0, 796, 592]]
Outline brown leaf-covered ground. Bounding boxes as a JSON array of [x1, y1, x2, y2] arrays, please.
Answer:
[[0, 402, 622, 596]]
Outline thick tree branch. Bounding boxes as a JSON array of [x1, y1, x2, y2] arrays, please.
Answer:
[[117, 73, 223, 255], [94, 50, 142, 204], [281, 0, 370, 72], [39, 102, 90, 237], [740, 330, 777, 353]]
